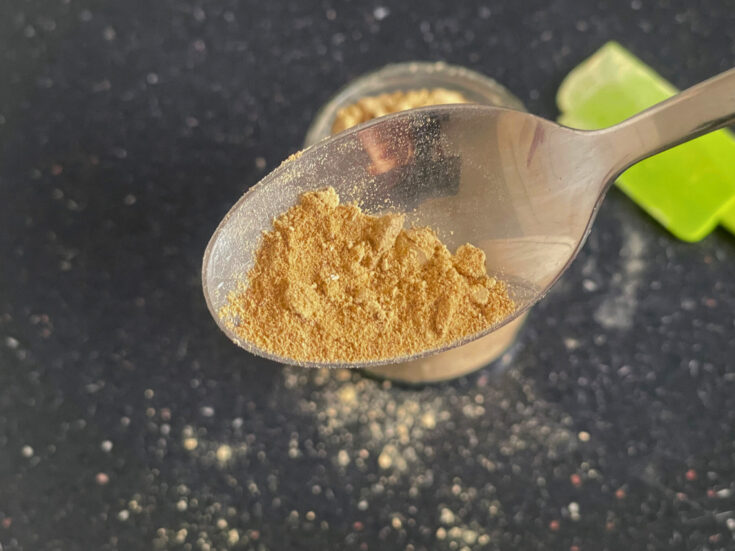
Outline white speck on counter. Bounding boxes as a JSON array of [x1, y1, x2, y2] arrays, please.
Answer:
[[582, 278, 598, 291], [336, 449, 350, 466], [564, 337, 581, 350], [373, 6, 390, 20], [102, 26, 116, 41], [227, 529, 240, 545], [216, 444, 232, 463], [440, 507, 455, 525]]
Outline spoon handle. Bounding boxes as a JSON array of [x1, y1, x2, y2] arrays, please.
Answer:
[[601, 66, 735, 173]]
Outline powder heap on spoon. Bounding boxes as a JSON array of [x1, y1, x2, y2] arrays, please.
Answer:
[[220, 187, 515, 363]]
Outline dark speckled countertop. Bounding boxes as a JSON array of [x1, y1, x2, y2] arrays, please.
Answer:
[[1, 1, 735, 550]]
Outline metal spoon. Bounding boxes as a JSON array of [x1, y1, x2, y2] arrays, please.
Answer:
[[203, 68, 735, 368]]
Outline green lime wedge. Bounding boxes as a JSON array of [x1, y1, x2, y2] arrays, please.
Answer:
[[557, 41, 735, 242]]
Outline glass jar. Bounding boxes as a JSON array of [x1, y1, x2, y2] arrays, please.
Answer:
[[304, 61, 526, 145], [304, 62, 529, 383]]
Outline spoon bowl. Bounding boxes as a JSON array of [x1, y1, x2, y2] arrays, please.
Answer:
[[203, 68, 735, 368]]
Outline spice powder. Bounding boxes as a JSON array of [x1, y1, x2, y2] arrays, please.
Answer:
[[332, 88, 469, 134], [220, 188, 515, 363]]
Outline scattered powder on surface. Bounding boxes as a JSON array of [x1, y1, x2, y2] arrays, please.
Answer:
[[220, 187, 514, 362], [108, 365, 596, 550], [331, 88, 470, 134], [593, 221, 647, 330]]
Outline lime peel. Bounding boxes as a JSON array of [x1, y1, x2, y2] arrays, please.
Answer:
[[557, 41, 735, 242]]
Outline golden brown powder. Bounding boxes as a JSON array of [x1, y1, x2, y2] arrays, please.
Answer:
[[332, 88, 470, 134], [219, 188, 514, 363]]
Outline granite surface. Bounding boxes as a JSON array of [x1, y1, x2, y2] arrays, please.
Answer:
[[1, 0, 735, 550]]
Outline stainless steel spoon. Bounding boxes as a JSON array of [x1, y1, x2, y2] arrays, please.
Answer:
[[203, 67, 735, 368]]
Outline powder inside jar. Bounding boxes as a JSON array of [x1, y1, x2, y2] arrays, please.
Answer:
[[220, 188, 515, 363], [332, 88, 470, 134]]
